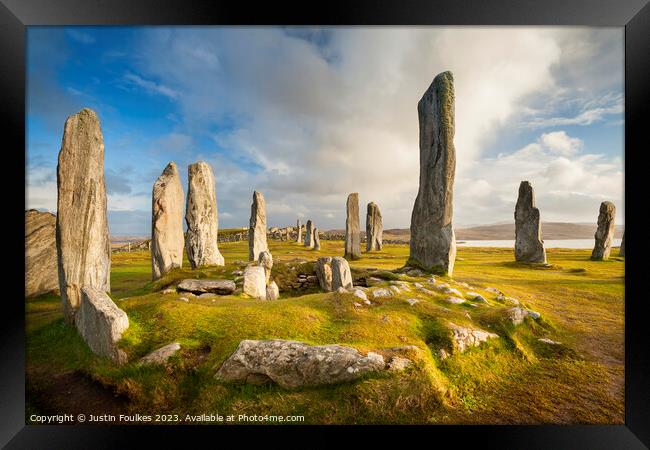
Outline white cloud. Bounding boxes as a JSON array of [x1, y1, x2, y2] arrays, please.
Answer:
[[539, 131, 583, 155], [123, 71, 179, 100]]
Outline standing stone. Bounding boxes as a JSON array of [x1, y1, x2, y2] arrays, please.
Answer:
[[185, 161, 224, 268], [296, 219, 302, 243], [514, 181, 546, 264], [249, 191, 268, 261], [304, 220, 314, 248], [345, 193, 361, 260], [56, 108, 111, 324], [620, 232, 625, 256], [258, 250, 273, 284], [243, 265, 267, 299], [313, 228, 321, 250], [591, 201, 616, 261], [408, 71, 457, 276], [25, 210, 60, 298], [151, 162, 185, 280], [331, 257, 353, 290], [366, 202, 383, 252], [315, 257, 333, 291]]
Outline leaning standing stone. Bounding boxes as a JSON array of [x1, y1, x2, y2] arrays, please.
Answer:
[[366, 202, 383, 251], [304, 220, 314, 248], [591, 201, 616, 261], [185, 161, 225, 268], [514, 181, 546, 263], [249, 191, 268, 261], [345, 193, 361, 260], [408, 71, 457, 276], [151, 162, 185, 280], [56, 108, 111, 324], [313, 228, 321, 250]]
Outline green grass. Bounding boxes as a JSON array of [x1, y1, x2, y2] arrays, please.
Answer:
[[26, 240, 624, 424]]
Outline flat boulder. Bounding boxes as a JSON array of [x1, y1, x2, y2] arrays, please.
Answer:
[[177, 279, 236, 295], [138, 342, 181, 366], [448, 322, 498, 353], [215, 339, 385, 388]]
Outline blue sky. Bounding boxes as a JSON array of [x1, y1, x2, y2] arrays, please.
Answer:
[[26, 27, 624, 236]]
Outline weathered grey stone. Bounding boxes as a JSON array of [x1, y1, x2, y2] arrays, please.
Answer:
[[352, 289, 368, 301], [215, 339, 385, 388], [185, 161, 224, 268], [366, 202, 383, 251], [406, 298, 420, 306], [138, 342, 181, 366], [387, 356, 412, 371], [465, 292, 488, 303], [243, 265, 267, 299], [619, 231, 625, 256], [248, 191, 268, 261], [408, 72, 457, 276], [591, 201, 616, 261], [313, 228, 321, 250], [315, 257, 333, 291], [344, 193, 361, 260], [296, 219, 302, 243], [266, 281, 280, 300], [25, 209, 59, 298], [304, 220, 314, 248], [76, 286, 128, 364], [151, 162, 185, 280], [448, 322, 497, 353], [258, 250, 273, 284], [56, 108, 111, 324], [507, 307, 541, 325], [177, 279, 236, 295], [372, 288, 393, 298], [331, 256, 353, 290], [444, 296, 466, 305], [514, 181, 547, 263]]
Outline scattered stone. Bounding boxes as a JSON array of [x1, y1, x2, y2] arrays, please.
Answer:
[[76, 286, 128, 364], [406, 269, 425, 277], [248, 191, 269, 262], [266, 281, 280, 300], [177, 279, 236, 295], [353, 289, 368, 301], [408, 72, 457, 276], [514, 181, 547, 263], [465, 292, 488, 303], [444, 296, 466, 305], [161, 288, 175, 295], [387, 356, 412, 371], [406, 298, 420, 306], [353, 302, 362, 308], [388, 285, 401, 295], [591, 201, 616, 261], [538, 338, 561, 345], [198, 293, 215, 299], [443, 287, 463, 297], [372, 288, 393, 298], [215, 340, 385, 388], [507, 307, 541, 325], [416, 286, 434, 296], [413, 282, 423, 289], [178, 297, 189, 303], [185, 161, 225, 268], [448, 322, 498, 353], [151, 162, 185, 280], [138, 342, 181, 366], [344, 193, 361, 260], [56, 108, 111, 324], [438, 349, 450, 360], [336, 286, 348, 294], [243, 265, 267, 299], [366, 277, 383, 287], [25, 209, 59, 298], [364, 300, 371, 305], [486, 287, 501, 294], [365, 202, 383, 251], [427, 276, 437, 284]]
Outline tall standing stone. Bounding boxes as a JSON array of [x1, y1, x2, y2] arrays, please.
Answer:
[[514, 181, 546, 263], [345, 193, 361, 260], [366, 202, 383, 252], [25, 209, 59, 298], [151, 162, 185, 280], [185, 161, 224, 268], [56, 108, 111, 324], [296, 219, 302, 243], [620, 231, 625, 256], [313, 228, 321, 250], [591, 201, 616, 261], [408, 71, 457, 276], [249, 191, 268, 261], [304, 220, 314, 248]]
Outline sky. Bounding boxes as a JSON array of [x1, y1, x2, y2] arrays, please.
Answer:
[[26, 26, 625, 236]]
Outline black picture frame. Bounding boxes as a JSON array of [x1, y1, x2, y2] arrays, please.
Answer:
[[2, 0, 648, 447]]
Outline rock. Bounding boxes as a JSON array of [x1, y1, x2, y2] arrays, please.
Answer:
[[427, 276, 437, 284], [336, 286, 348, 294], [591, 201, 616, 261], [138, 342, 181, 366], [388, 285, 401, 295], [406, 298, 420, 306], [406, 269, 425, 277], [413, 282, 423, 288], [444, 296, 466, 305], [243, 265, 267, 299], [151, 162, 185, 280], [507, 307, 540, 325], [248, 191, 269, 261], [366, 277, 383, 287], [448, 322, 498, 353], [231, 270, 243, 276], [266, 281, 280, 300], [198, 293, 215, 299], [178, 297, 189, 303], [76, 286, 128, 364], [443, 287, 463, 297], [438, 349, 449, 360], [527, 310, 541, 320], [486, 287, 501, 294], [465, 292, 488, 303], [514, 181, 547, 263], [388, 356, 412, 371], [177, 279, 236, 295], [161, 288, 175, 295], [215, 339, 386, 388], [25, 209, 59, 298], [315, 257, 334, 291], [344, 193, 361, 260], [304, 220, 314, 248], [364, 300, 371, 305], [372, 288, 393, 298], [353, 289, 368, 301], [365, 202, 383, 251], [185, 161, 225, 268], [416, 286, 434, 296], [56, 108, 111, 324], [306, 275, 318, 283], [313, 227, 321, 250], [296, 219, 302, 243], [538, 338, 561, 345], [331, 257, 353, 290], [408, 72, 457, 276], [619, 231, 625, 256], [258, 250, 273, 284], [353, 302, 362, 308]]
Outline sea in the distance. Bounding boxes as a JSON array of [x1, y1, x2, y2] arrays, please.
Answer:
[[457, 238, 623, 249]]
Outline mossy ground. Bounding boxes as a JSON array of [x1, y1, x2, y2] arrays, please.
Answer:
[[25, 240, 624, 424]]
